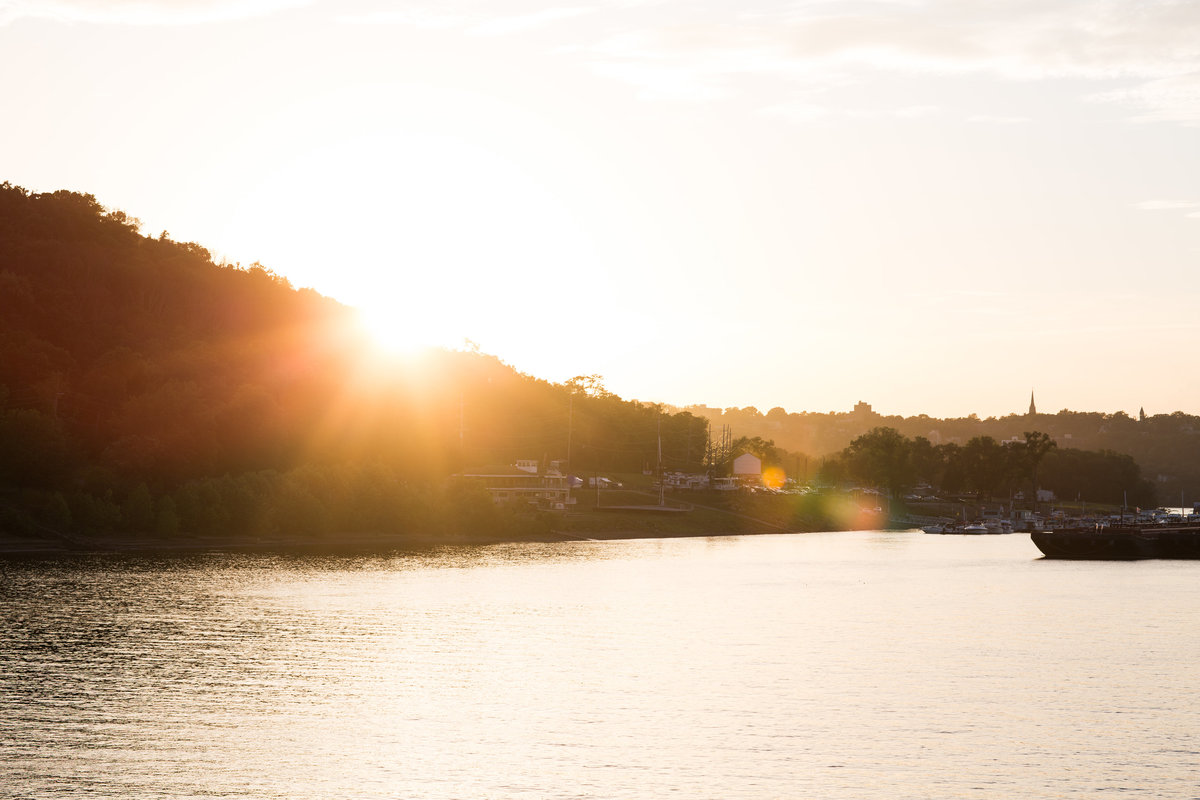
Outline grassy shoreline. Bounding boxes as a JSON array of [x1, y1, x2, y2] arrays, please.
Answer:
[[0, 526, 815, 557], [0, 488, 906, 555]]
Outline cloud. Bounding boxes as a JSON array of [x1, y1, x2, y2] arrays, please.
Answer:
[[0, 0, 310, 25], [338, 2, 596, 36], [761, 100, 942, 124], [967, 115, 1031, 124], [335, 9, 470, 29], [585, 26, 789, 101], [1135, 200, 1200, 211], [468, 6, 595, 36], [569, 1, 1200, 124], [1135, 199, 1200, 222], [759, 101, 830, 124], [591, 59, 730, 101], [1091, 74, 1200, 125], [895, 104, 940, 118], [54, 0, 1197, 124]]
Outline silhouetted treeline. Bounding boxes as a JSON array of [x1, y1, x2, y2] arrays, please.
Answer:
[[0, 183, 706, 542], [682, 403, 1196, 501], [827, 427, 1156, 507]]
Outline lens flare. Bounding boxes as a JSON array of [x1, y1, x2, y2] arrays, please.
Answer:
[[762, 466, 786, 490]]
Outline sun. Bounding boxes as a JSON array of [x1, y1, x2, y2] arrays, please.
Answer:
[[354, 301, 457, 357], [214, 112, 613, 376]]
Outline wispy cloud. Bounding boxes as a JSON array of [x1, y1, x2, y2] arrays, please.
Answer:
[[568, 1, 1200, 124], [0, 0, 310, 25], [338, 2, 596, 36], [1135, 200, 1200, 211], [1134, 199, 1200, 222], [39, 0, 1200, 124], [967, 115, 1031, 124], [896, 104, 940, 118], [1091, 74, 1200, 125], [585, 26, 788, 101], [761, 101, 943, 124], [336, 8, 469, 29], [469, 6, 594, 37]]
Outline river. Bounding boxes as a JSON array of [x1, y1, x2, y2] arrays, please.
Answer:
[[3, 530, 1200, 798]]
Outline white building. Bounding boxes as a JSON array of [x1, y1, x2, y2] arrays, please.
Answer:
[[732, 452, 762, 484]]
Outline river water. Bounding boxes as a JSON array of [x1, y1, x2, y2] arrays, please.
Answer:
[[3, 530, 1200, 799]]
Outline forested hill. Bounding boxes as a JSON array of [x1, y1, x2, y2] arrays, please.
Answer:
[[684, 403, 1200, 501], [0, 182, 362, 485], [0, 182, 706, 543]]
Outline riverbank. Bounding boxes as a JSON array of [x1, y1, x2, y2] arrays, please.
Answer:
[[0, 529, 790, 556], [0, 488, 902, 555]]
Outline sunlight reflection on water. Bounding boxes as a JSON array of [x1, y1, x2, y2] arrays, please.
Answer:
[[3, 531, 1200, 798]]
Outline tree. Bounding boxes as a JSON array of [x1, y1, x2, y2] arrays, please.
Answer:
[[122, 482, 155, 533], [909, 436, 941, 486], [565, 374, 613, 398], [932, 442, 962, 495], [843, 427, 913, 497], [0, 408, 73, 488], [1012, 431, 1056, 512], [961, 436, 1006, 501], [730, 435, 782, 468]]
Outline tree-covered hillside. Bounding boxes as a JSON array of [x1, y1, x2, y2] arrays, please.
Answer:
[[0, 183, 707, 544]]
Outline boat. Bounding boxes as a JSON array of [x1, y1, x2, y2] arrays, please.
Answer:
[[1031, 519, 1200, 560], [923, 521, 989, 534]]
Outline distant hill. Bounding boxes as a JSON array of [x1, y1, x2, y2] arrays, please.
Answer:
[[679, 403, 1198, 503]]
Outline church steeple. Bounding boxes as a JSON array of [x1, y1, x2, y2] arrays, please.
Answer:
[[1028, 390, 1036, 416]]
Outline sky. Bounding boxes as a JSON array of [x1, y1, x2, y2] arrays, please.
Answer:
[[3, 0, 1200, 419]]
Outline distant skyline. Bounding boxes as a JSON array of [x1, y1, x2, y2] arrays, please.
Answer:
[[4, 0, 1200, 419]]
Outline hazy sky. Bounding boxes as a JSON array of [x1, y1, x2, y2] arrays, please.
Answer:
[[3, 0, 1199, 418]]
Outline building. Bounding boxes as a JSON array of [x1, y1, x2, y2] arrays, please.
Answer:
[[732, 452, 763, 485], [662, 472, 710, 490], [457, 461, 574, 510]]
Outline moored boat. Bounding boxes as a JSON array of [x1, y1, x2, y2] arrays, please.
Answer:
[[1032, 521, 1200, 560]]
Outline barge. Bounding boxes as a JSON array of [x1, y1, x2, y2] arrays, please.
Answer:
[[1032, 521, 1200, 560]]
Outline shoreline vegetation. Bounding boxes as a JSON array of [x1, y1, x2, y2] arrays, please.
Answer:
[[0, 480, 902, 556]]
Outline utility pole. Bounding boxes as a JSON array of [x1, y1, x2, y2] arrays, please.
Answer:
[[657, 416, 664, 506], [685, 421, 692, 470], [565, 397, 573, 508]]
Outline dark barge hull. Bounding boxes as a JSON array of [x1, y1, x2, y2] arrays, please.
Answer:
[[1032, 524, 1200, 560]]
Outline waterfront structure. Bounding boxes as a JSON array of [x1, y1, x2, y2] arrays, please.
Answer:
[[662, 472, 710, 490], [457, 462, 573, 510], [1032, 520, 1200, 560], [732, 452, 763, 485]]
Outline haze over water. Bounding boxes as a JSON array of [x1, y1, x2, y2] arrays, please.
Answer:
[[4, 532, 1200, 798]]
